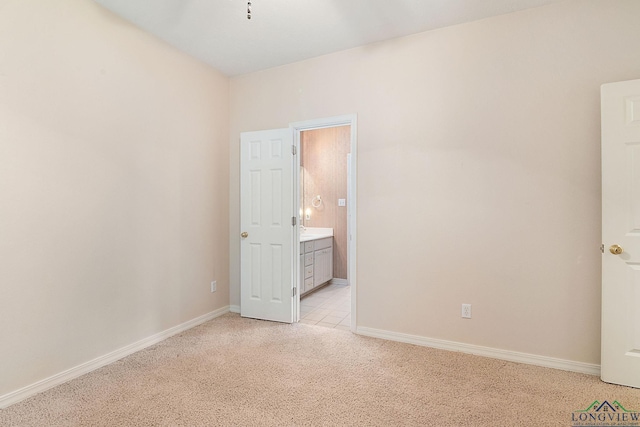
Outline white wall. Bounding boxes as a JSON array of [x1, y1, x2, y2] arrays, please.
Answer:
[[230, 0, 640, 364], [0, 0, 229, 396]]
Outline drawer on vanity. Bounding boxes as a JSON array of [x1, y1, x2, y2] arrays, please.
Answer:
[[304, 241, 315, 253], [304, 253, 313, 266], [304, 265, 314, 279], [304, 277, 314, 292], [314, 237, 332, 250]]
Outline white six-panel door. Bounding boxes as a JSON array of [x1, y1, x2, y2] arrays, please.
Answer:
[[601, 79, 640, 388], [240, 129, 295, 323]]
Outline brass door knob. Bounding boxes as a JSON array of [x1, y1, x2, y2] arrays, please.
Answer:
[[610, 244, 624, 255], [241, 232, 248, 238]]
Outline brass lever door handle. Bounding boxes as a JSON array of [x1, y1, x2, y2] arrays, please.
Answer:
[[241, 232, 248, 238], [610, 244, 624, 255]]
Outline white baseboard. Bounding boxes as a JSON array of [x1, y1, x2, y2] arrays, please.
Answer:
[[0, 306, 230, 409], [229, 305, 240, 314], [330, 278, 348, 286], [356, 326, 600, 376]]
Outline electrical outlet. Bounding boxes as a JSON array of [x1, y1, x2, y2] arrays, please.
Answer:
[[462, 304, 472, 319], [211, 281, 217, 293]]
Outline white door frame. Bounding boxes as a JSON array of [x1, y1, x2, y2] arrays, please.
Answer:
[[291, 115, 357, 331]]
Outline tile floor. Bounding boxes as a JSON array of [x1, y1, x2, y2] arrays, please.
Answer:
[[300, 283, 351, 331]]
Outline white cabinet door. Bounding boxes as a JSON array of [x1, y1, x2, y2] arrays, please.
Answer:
[[240, 128, 294, 323], [313, 248, 333, 287], [325, 247, 333, 284], [601, 79, 640, 388]]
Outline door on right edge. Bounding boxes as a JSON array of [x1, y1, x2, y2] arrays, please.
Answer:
[[601, 78, 640, 388]]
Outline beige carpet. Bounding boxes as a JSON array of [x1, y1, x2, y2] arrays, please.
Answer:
[[1, 313, 639, 426]]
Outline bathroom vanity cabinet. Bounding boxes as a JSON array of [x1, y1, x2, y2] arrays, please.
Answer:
[[299, 236, 333, 295]]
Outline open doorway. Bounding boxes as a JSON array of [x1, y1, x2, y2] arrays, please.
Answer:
[[292, 115, 357, 331], [238, 116, 355, 326], [299, 125, 350, 329]]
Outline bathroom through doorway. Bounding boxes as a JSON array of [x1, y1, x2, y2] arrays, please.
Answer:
[[292, 115, 357, 331]]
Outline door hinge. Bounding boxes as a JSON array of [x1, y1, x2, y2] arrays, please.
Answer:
[[293, 287, 297, 297], [600, 244, 604, 253], [292, 216, 297, 226], [292, 145, 297, 155]]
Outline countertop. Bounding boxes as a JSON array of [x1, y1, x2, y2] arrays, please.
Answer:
[[300, 227, 333, 242]]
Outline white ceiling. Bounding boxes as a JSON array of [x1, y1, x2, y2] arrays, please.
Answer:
[[94, 0, 565, 76]]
